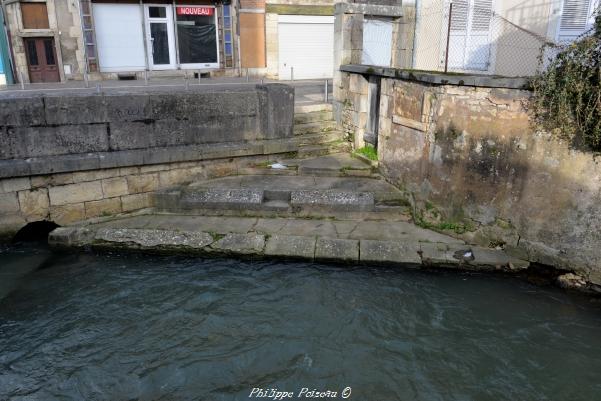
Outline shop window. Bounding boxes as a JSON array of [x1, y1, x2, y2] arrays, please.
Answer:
[[176, 6, 217, 65], [21, 2, 49, 29]]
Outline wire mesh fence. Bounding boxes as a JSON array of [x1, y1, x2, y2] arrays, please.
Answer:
[[411, 1, 583, 78]]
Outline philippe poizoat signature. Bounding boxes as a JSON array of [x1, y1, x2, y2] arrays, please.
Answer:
[[249, 387, 352, 400]]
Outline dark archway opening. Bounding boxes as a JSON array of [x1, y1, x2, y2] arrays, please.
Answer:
[[12, 221, 60, 243]]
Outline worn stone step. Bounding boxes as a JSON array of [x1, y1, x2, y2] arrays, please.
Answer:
[[294, 121, 337, 136], [294, 110, 334, 124], [179, 188, 264, 210], [297, 142, 351, 158], [294, 131, 344, 146], [294, 103, 332, 114], [290, 190, 374, 212]]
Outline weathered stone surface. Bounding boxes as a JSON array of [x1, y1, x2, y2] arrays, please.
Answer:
[[101, 177, 129, 198], [420, 243, 529, 271], [44, 95, 108, 125], [126, 173, 159, 194], [181, 189, 263, 210], [315, 238, 359, 262], [0, 193, 19, 213], [360, 240, 421, 265], [121, 193, 152, 212], [291, 190, 374, 211], [95, 228, 214, 249], [0, 97, 45, 126], [264, 234, 316, 259], [18, 188, 50, 221], [48, 181, 104, 206], [211, 233, 266, 254], [50, 203, 86, 225], [84, 198, 122, 219], [48, 226, 94, 246], [5, 125, 109, 159], [556, 273, 588, 290], [0, 177, 31, 194]]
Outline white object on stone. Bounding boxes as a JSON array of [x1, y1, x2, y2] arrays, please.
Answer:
[[270, 163, 287, 169]]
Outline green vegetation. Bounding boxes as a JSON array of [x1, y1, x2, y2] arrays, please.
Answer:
[[354, 145, 378, 161], [531, 7, 601, 150]]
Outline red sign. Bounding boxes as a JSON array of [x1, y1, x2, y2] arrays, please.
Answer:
[[176, 6, 214, 16]]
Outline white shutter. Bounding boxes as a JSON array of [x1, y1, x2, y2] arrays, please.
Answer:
[[447, 0, 492, 71], [558, 0, 596, 42], [362, 18, 393, 67], [93, 4, 146, 72]]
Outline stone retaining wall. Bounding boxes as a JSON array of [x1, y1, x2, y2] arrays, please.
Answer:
[[0, 84, 294, 238], [334, 66, 601, 286]]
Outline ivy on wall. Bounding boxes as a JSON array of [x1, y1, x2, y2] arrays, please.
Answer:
[[531, 8, 600, 151]]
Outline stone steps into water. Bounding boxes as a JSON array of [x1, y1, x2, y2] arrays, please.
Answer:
[[153, 174, 410, 219], [50, 214, 529, 271]]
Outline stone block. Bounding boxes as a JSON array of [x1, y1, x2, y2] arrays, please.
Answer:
[[49, 181, 104, 206], [0, 192, 19, 213], [264, 234, 316, 260], [50, 203, 86, 225], [101, 177, 129, 198], [44, 94, 108, 125], [360, 240, 422, 266], [95, 228, 214, 249], [121, 193, 152, 212], [211, 233, 266, 255], [159, 168, 195, 187], [0, 177, 31, 194], [181, 189, 263, 210], [108, 122, 156, 151], [291, 190, 374, 211], [0, 97, 45, 126], [84, 197, 122, 218], [315, 238, 359, 262], [126, 173, 159, 194], [105, 93, 152, 122], [18, 188, 49, 221], [6, 124, 109, 158]]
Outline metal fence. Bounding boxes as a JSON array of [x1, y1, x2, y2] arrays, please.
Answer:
[[412, 1, 564, 77]]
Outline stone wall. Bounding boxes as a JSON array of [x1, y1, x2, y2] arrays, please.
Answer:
[[334, 66, 601, 286], [0, 84, 294, 238]]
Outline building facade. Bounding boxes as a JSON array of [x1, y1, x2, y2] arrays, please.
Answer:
[[2, 0, 240, 83]]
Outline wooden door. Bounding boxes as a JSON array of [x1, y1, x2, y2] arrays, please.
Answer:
[[24, 37, 60, 83]]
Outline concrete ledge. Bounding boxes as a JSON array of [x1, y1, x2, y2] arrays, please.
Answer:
[[0, 138, 298, 179], [48, 223, 530, 273], [340, 64, 530, 89], [266, 4, 334, 15]]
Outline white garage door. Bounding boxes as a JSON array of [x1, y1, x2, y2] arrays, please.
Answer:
[[278, 15, 334, 80], [93, 4, 146, 72]]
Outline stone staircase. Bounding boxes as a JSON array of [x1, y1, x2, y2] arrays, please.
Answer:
[[293, 104, 350, 158], [153, 154, 411, 221]]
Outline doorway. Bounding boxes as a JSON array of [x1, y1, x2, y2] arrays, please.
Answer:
[[24, 37, 60, 83], [145, 5, 176, 70]]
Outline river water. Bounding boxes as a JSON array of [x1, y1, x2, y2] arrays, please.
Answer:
[[1, 245, 600, 401]]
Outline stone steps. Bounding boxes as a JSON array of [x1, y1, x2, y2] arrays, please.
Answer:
[[297, 141, 351, 158], [294, 130, 344, 146], [152, 174, 411, 220], [294, 110, 334, 125], [294, 121, 338, 136]]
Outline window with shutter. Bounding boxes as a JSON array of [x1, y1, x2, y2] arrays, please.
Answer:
[[558, 0, 597, 42], [447, 0, 494, 72]]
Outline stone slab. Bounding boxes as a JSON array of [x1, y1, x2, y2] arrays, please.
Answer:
[[315, 237, 359, 262], [291, 190, 374, 211], [264, 234, 316, 260], [211, 233, 266, 255], [360, 239, 422, 266], [181, 188, 264, 210], [95, 228, 214, 249]]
